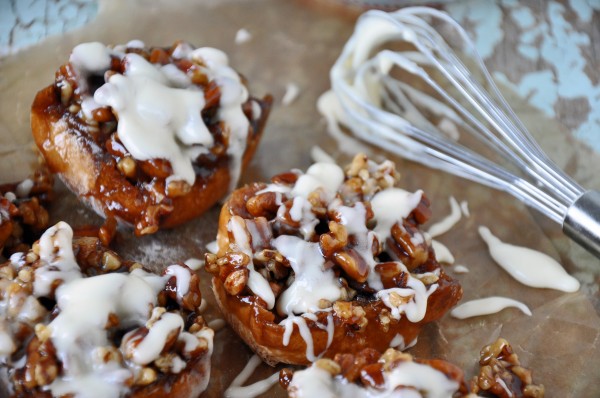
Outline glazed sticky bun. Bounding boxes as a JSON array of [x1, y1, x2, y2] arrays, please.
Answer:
[[0, 222, 213, 398], [206, 154, 462, 365], [31, 40, 272, 236]]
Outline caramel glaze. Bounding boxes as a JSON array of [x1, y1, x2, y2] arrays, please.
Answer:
[[31, 68, 272, 236], [213, 183, 463, 366]]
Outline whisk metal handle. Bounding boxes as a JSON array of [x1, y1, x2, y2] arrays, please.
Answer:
[[563, 191, 600, 258]]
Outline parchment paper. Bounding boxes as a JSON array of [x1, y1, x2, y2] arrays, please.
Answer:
[[1, 0, 599, 396]]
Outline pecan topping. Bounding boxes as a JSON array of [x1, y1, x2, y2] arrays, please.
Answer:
[[471, 338, 545, 398], [224, 268, 250, 295]]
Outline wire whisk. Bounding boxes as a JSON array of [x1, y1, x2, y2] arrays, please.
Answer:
[[321, 7, 600, 258]]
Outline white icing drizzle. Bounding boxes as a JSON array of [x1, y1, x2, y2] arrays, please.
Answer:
[[9, 252, 24, 267], [0, 325, 15, 357], [279, 313, 334, 362], [0, 206, 8, 223], [282, 82, 301, 106], [383, 361, 460, 397], [281, 316, 316, 361], [289, 197, 306, 222], [389, 333, 405, 349], [289, 359, 459, 398], [288, 196, 319, 239], [184, 257, 204, 271], [125, 39, 145, 49], [460, 200, 470, 217], [431, 239, 455, 264], [93, 52, 210, 186], [70, 42, 112, 74], [207, 318, 227, 332], [47, 269, 165, 397], [229, 355, 262, 388], [195, 326, 215, 355], [331, 200, 381, 290], [377, 274, 437, 322], [497, 377, 512, 397], [229, 216, 275, 309], [34, 222, 82, 297], [205, 240, 219, 254], [324, 313, 334, 349], [179, 331, 200, 353], [164, 264, 191, 300], [192, 47, 251, 190], [15, 179, 33, 198], [234, 28, 252, 45], [226, 373, 279, 398], [288, 366, 337, 398], [3, 191, 16, 203], [17, 296, 46, 323], [198, 298, 208, 313], [251, 99, 262, 120], [478, 226, 580, 292], [225, 355, 278, 398], [131, 311, 184, 365], [257, 183, 293, 196], [370, 188, 423, 243], [310, 145, 336, 164], [72, 41, 250, 188], [427, 196, 461, 238], [48, 371, 132, 398], [274, 235, 342, 315], [389, 333, 417, 350], [170, 356, 187, 374], [453, 264, 470, 274], [451, 296, 532, 319], [291, 162, 345, 199]]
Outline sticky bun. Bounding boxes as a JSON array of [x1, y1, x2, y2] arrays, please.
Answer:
[[0, 222, 213, 398], [31, 40, 272, 236], [207, 154, 462, 365]]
